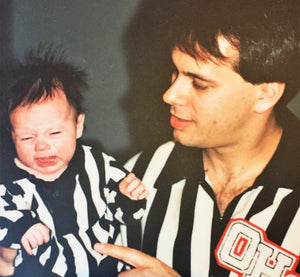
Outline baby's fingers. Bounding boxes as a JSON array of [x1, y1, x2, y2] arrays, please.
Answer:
[[21, 236, 33, 255], [119, 173, 135, 194], [21, 223, 50, 255], [137, 189, 149, 200], [124, 172, 136, 184], [21, 233, 42, 255], [38, 224, 50, 243], [120, 173, 148, 200], [130, 184, 149, 200]]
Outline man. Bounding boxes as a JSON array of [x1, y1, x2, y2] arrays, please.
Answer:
[[94, 0, 300, 276]]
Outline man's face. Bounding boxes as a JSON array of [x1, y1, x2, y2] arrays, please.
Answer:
[[10, 89, 84, 179], [163, 46, 259, 149]]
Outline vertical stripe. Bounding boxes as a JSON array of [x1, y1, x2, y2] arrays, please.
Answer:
[[281, 206, 300, 255], [142, 142, 182, 257], [74, 174, 89, 231], [249, 188, 293, 229], [156, 179, 185, 266], [92, 221, 109, 243], [173, 179, 199, 277], [119, 224, 128, 247], [39, 245, 51, 266], [266, 188, 299, 246], [82, 146, 106, 218], [51, 244, 67, 277], [124, 152, 142, 172], [245, 185, 278, 221], [63, 233, 89, 277], [140, 141, 175, 235], [191, 186, 214, 277], [141, 176, 173, 256], [73, 175, 103, 264], [231, 186, 263, 219]]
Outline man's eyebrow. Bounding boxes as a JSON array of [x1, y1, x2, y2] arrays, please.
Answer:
[[183, 71, 216, 83]]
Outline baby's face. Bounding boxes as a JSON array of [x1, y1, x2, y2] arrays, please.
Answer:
[[10, 89, 85, 180]]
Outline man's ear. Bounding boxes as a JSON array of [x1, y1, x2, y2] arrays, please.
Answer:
[[254, 82, 285, 113], [76, 113, 85, 139]]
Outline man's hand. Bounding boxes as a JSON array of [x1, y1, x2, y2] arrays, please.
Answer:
[[21, 223, 50, 255], [0, 247, 17, 276], [119, 173, 149, 200], [94, 243, 181, 277]]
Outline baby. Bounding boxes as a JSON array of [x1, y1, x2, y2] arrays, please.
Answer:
[[0, 46, 147, 277]]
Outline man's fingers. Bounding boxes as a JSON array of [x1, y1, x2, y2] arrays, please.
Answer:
[[94, 243, 182, 277], [94, 243, 151, 268], [118, 267, 146, 277]]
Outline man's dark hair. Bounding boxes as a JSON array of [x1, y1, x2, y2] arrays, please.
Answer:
[[168, 0, 299, 111], [5, 45, 88, 125]]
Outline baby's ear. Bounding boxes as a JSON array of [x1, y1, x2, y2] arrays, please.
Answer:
[[76, 113, 85, 138], [254, 82, 285, 113]]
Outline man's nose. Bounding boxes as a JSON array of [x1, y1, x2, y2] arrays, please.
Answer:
[[35, 139, 50, 152], [163, 78, 188, 106]]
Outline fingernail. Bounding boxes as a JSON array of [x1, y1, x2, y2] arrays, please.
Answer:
[[94, 243, 104, 251]]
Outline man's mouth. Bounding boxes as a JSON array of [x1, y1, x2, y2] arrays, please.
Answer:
[[170, 115, 193, 129]]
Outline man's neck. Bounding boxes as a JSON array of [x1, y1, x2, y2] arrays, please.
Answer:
[[203, 115, 283, 215]]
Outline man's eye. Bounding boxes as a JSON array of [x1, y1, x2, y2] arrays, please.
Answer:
[[192, 80, 208, 90]]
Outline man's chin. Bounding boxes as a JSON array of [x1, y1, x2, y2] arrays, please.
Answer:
[[173, 132, 193, 147], [173, 132, 204, 149]]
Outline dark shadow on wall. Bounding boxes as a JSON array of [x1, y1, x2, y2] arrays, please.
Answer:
[[119, 0, 200, 161], [119, 0, 188, 160]]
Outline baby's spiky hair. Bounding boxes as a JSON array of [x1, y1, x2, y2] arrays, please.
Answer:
[[6, 44, 88, 118]]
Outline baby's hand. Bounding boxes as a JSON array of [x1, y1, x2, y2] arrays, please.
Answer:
[[119, 173, 149, 200], [21, 223, 50, 255]]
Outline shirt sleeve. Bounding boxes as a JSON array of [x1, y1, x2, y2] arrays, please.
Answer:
[[0, 183, 40, 248]]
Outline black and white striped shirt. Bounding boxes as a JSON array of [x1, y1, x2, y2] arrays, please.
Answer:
[[125, 112, 300, 277], [0, 143, 144, 277]]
